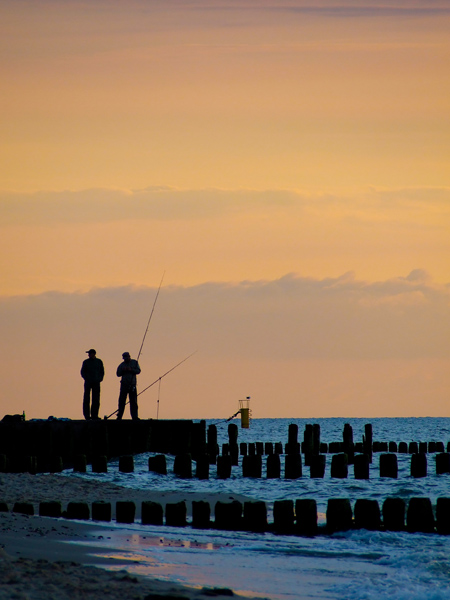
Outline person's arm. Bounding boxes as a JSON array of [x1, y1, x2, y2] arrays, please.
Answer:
[[132, 360, 141, 375], [81, 361, 86, 379], [117, 363, 124, 377], [99, 359, 105, 382]]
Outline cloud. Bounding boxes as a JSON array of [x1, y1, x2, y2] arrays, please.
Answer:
[[1, 271, 449, 419], [186, 0, 450, 18], [1, 186, 449, 227], [0, 187, 300, 226], [2, 271, 449, 362], [162, 0, 450, 13]]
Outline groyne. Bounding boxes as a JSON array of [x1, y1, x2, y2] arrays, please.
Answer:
[[4, 496, 450, 536], [0, 418, 206, 472], [1, 418, 450, 477]]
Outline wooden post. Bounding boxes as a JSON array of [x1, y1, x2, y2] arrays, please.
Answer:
[[192, 500, 211, 529], [67, 502, 90, 520], [118, 455, 134, 473], [343, 423, 354, 465], [354, 499, 380, 530], [73, 454, 87, 473], [331, 453, 348, 478], [436, 453, 450, 475], [214, 501, 242, 531], [92, 455, 107, 473], [436, 498, 450, 535], [267, 454, 281, 479], [39, 501, 62, 518], [173, 453, 192, 478], [411, 452, 427, 478], [242, 455, 262, 478], [141, 500, 163, 525], [354, 454, 370, 479], [116, 501, 135, 524], [255, 442, 264, 455], [195, 453, 210, 480], [217, 455, 232, 479], [228, 423, 238, 445], [379, 453, 398, 478], [363, 424, 372, 463], [265, 442, 274, 455], [285, 454, 302, 479], [273, 499, 294, 534], [406, 498, 434, 533], [295, 499, 317, 536], [148, 454, 167, 474], [92, 501, 111, 522], [326, 499, 352, 533], [382, 497, 405, 531], [165, 501, 187, 527], [303, 424, 313, 466], [310, 454, 326, 478], [388, 441, 398, 453], [243, 501, 267, 532]]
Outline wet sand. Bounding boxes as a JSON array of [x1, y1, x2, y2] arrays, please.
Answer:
[[0, 473, 267, 600]]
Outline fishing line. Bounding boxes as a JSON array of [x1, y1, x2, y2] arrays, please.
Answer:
[[105, 351, 197, 420]]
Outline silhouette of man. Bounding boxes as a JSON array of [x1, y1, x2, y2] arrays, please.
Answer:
[[80, 349, 104, 420], [116, 352, 141, 420]]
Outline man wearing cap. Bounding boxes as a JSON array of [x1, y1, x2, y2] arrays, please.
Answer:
[[80, 349, 105, 420], [116, 352, 141, 420]]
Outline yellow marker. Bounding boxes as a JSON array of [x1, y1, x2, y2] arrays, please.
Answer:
[[239, 396, 251, 429]]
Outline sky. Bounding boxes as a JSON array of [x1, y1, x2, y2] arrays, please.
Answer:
[[0, 0, 449, 420]]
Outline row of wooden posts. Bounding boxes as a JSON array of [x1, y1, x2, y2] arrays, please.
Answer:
[[218, 423, 448, 458], [154, 451, 450, 479], [2, 446, 449, 478], [57, 449, 450, 479], [5, 496, 450, 536], [0, 415, 450, 472], [0, 418, 206, 471], [1, 419, 448, 475], [225, 440, 449, 457]]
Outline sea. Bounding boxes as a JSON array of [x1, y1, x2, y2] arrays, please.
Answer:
[[63, 417, 450, 600]]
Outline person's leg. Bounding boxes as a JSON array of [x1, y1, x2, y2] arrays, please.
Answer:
[[117, 386, 127, 419], [91, 383, 100, 419], [129, 386, 139, 420], [83, 382, 91, 419]]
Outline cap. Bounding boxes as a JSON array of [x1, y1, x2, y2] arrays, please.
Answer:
[[122, 352, 130, 358], [86, 349, 96, 354]]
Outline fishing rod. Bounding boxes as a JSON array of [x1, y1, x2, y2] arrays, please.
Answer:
[[104, 350, 197, 420], [137, 350, 197, 397], [137, 271, 165, 361]]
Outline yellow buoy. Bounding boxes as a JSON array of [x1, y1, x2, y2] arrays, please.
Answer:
[[239, 396, 251, 428]]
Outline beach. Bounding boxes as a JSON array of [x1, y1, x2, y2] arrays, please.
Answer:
[[2, 418, 450, 600], [0, 473, 266, 600]]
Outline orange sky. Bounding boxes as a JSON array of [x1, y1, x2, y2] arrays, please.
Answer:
[[0, 0, 449, 419]]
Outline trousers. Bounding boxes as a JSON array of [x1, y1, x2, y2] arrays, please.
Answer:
[[117, 384, 139, 420], [83, 381, 100, 419]]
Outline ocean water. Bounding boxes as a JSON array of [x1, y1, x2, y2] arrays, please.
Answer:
[[65, 418, 450, 599]]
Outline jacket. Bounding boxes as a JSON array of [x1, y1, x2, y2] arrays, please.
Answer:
[[117, 359, 141, 387], [81, 357, 105, 384]]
